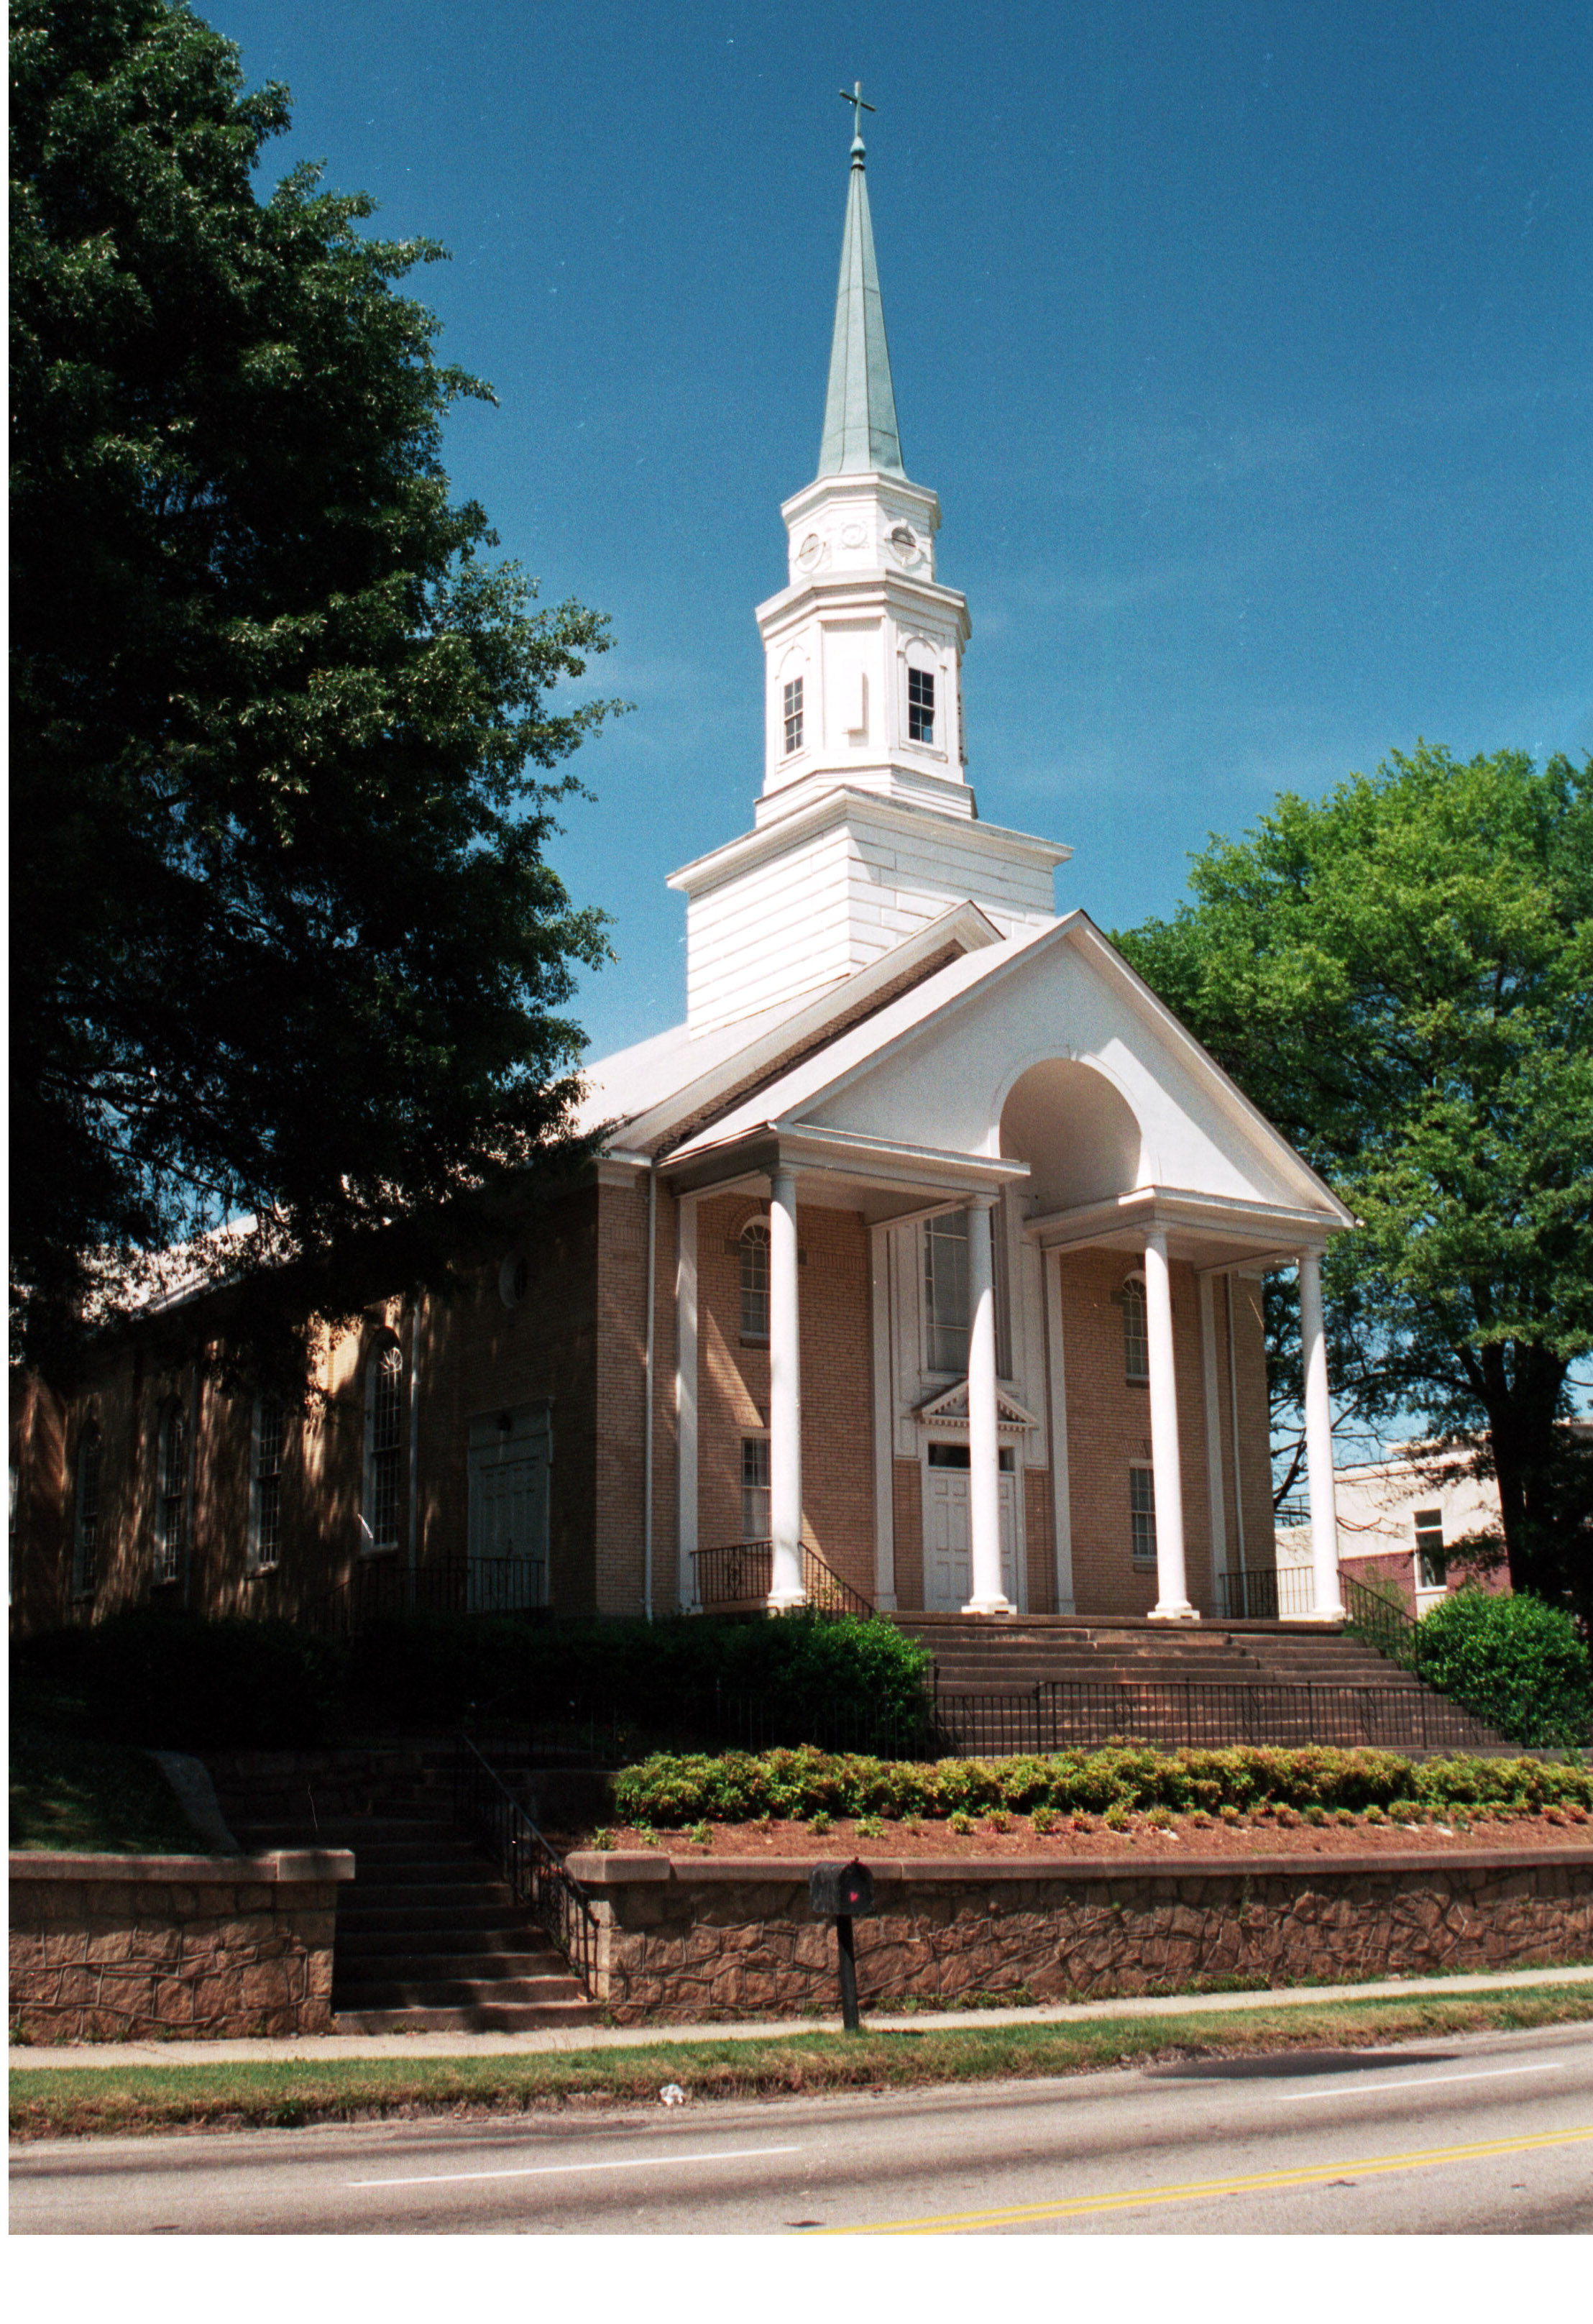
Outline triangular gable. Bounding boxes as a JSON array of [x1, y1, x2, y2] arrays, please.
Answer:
[[914, 1380, 1042, 1433]]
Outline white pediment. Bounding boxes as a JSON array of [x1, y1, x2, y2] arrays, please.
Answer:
[[915, 1380, 1041, 1435]]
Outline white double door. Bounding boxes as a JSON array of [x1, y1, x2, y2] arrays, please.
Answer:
[[924, 1452, 1020, 1611], [467, 1405, 550, 1611]]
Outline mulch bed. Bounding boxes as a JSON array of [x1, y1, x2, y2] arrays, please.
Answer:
[[570, 1808, 1593, 1864]]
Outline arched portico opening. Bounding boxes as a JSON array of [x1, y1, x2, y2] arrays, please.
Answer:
[[998, 1057, 1144, 1214]]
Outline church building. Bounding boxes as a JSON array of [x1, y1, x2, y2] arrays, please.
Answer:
[[10, 114, 1353, 1638]]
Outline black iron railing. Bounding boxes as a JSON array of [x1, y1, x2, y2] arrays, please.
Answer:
[[288, 1555, 549, 1635], [929, 1675, 1505, 1757], [453, 1729, 600, 1995], [691, 1540, 876, 1619], [1341, 1571, 1425, 1662], [1211, 1565, 1318, 1621]]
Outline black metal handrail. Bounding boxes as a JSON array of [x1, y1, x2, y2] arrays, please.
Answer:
[[453, 1730, 600, 1995], [691, 1540, 876, 1619], [928, 1673, 1505, 1757], [1341, 1571, 1426, 1664], [1211, 1566, 1320, 1621], [285, 1555, 550, 1635]]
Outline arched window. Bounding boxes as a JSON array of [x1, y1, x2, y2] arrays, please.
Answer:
[[1122, 1271, 1149, 1382], [73, 1427, 102, 1597], [249, 1397, 285, 1572], [153, 1403, 187, 1584], [362, 1342, 404, 1553], [740, 1222, 770, 1343], [924, 1211, 970, 1373]]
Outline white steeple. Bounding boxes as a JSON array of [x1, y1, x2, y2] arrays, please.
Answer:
[[669, 96, 1070, 1035]]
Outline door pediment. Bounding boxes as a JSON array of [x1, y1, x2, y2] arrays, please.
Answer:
[[915, 1379, 1040, 1437]]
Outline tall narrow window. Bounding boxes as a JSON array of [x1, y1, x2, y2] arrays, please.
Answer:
[[924, 1211, 970, 1373], [364, 1343, 404, 1552], [908, 664, 935, 744], [1414, 1507, 1446, 1591], [782, 676, 804, 756], [1123, 1272, 1149, 1381], [154, 1404, 186, 1584], [1129, 1465, 1157, 1565], [740, 1221, 771, 1342], [250, 1398, 284, 1572], [74, 1427, 102, 1596], [741, 1437, 771, 1541]]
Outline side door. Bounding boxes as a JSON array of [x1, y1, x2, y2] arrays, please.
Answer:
[[467, 1404, 551, 1611]]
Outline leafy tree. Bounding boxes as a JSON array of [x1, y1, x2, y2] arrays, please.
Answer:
[[10, 0, 623, 1389], [1115, 744, 1593, 1617]]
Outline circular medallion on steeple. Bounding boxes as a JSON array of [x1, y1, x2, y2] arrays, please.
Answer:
[[797, 533, 825, 571], [888, 523, 923, 568], [840, 521, 867, 549]]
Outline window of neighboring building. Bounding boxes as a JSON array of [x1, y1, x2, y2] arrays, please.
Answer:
[[1130, 1464, 1157, 1565], [249, 1397, 284, 1572], [924, 1210, 970, 1373], [782, 676, 804, 757], [1123, 1271, 1149, 1382], [154, 1404, 187, 1585], [740, 1220, 771, 1342], [363, 1342, 404, 1553], [741, 1437, 771, 1541], [908, 664, 935, 744], [73, 1427, 102, 1596], [1414, 1506, 1446, 1591]]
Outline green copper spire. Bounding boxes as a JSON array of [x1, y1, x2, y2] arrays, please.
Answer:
[[817, 85, 905, 479]]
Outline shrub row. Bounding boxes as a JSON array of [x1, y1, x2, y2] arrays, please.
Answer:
[[1400, 1590, 1592, 1749], [612, 1742, 1593, 1828]]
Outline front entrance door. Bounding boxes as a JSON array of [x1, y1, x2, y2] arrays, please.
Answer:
[[923, 1444, 1019, 1610], [467, 1405, 551, 1611]]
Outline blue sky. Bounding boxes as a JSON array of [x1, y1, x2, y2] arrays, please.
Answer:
[[207, 0, 1592, 1062]]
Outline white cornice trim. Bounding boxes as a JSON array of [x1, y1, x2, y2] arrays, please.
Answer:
[[661, 1120, 1031, 1199], [1024, 1185, 1339, 1253], [666, 787, 1073, 897]]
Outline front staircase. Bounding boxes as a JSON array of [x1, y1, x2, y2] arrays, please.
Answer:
[[891, 1613, 1515, 1755], [226, 1753, 598, 2034]]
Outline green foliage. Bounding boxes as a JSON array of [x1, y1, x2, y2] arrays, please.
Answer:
[[1409, 1590, 1592, 1749], [9, 1723, 201, 1853], [611, 1742, 1593, 1827], [345, 1607, 935, 1734], [1114, 744, 1593, 1614], [9, 0, 624, 1384], [50, 1609, 346, 1749]]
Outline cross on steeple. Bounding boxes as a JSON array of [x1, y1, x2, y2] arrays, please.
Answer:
[[839, 80, 875, 149]]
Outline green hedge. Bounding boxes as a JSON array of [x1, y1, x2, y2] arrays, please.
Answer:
[[14, 1611, 348, 1751], [1410, 1591, 1592, 1749], [345, 1608, 933, 1733], [612, 1742, 1593, 1827]]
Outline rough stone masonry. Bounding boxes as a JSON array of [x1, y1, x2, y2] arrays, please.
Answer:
[[564, 1846, 1593, 2023]]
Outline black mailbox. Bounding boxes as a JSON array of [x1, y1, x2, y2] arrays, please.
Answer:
[[809, 1859, 875, 1918]]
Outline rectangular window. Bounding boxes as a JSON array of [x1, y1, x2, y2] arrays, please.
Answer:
[[1123, 1276, 1149, 1381], [908, 665, 935, 744], [155, 1410, 186, 1585], [924, 1211, 970, 1373], [741, 1437, 771, 1542], [366, 1349, 404, 1552], [1130, 1465, 1157, 1565], [1414, 1506, 1446, 1591], [740, 1224, 770, 1342], [250, 1399, 284, 1571], [782, 676, 804, 756]]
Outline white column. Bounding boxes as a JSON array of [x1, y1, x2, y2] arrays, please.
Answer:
[[962, 1196, 1011, 1616], [869, 1223, 897, 1611], [675, 1197, 698, 1610], [1298, 1250, 1345, 1619], [1144, 1228, 1196, 1619], [768, 1168, 806, 1609]]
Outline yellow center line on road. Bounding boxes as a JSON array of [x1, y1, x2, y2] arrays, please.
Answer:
[[817, 2123, 1593, 2235]]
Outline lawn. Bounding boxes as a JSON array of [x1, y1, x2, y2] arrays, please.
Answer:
[[11, 1982, 1593, 2141], [9, 1721, 203, 1855]]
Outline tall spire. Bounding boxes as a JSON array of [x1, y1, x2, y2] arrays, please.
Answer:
[[817, 85, 904, 480]]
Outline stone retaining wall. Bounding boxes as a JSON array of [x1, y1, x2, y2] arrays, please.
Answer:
[[564, 1846, 1593, 2024], [9, 1850, 355, 2042]]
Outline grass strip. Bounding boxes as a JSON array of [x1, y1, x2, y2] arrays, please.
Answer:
[[12, 1982, 1593, 2144], [9, 1723, 200, 1855]]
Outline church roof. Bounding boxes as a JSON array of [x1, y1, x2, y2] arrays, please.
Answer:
[[816, 124, 904, 479]]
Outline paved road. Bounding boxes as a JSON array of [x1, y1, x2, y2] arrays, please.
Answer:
[[12, 2021, 1592, 2235]]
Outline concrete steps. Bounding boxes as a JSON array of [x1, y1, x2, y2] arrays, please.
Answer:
[[229, 1774, 599, 2034]]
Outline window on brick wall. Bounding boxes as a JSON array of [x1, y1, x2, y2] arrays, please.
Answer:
[[1130, 1463, 1157, 1565], [741, 1437, 771, 1541], [924, 1206, 1012, 1377], [740, 1221, 771, 1342], [1122, 1271, 1149, 1381], [362, 1342, 404, 1553], [153, 1402, 186, 1585], [249, 1396, 285, 1572], [1414, 1506, 1446, 1591], [73, 1426, 101, 1596]]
